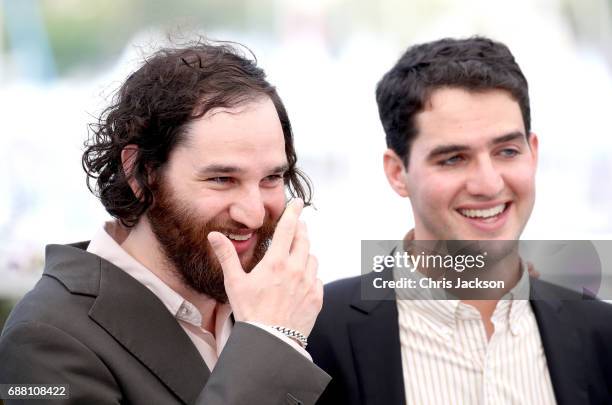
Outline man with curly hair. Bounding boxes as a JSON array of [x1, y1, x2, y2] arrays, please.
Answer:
[[0, 42, 330, 404]]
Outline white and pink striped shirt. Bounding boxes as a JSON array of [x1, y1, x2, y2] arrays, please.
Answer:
[[394, 235, 557, 404]]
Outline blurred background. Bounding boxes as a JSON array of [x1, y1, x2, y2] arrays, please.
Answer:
[[1, 0, 612, 329]]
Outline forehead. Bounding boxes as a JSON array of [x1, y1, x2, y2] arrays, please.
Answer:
[[175, 97, 287, 168], [413, 87, 525, 151]]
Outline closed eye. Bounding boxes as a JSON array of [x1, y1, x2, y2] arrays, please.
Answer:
[[261, 174, 284, 185], [207, 177, 233, 184]]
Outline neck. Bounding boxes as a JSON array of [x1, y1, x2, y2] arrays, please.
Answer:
[[120, 218, 219, 333]]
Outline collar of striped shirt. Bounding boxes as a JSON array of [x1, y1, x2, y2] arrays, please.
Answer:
[[393, 230, 531, 338]]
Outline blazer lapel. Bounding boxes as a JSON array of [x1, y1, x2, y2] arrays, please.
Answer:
[[530, 281, 588, 405], [348, 270, 406, 405], [45, 244, 210, 405]]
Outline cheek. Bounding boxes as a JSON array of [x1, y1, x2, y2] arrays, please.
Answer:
[[193, 195, 232, 221], [506, 165, 536, 200], [419, 172, 462, 208], [265, 188, 287, 220]]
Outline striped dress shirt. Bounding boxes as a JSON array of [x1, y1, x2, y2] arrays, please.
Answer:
[[396, 266, 557, 405]]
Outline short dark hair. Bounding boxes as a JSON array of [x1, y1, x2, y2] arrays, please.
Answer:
[[83, 40, 312, 227], [375, 36, 531, 166]]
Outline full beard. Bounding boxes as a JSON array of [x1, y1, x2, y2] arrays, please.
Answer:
[[147, 177, 277, 303]]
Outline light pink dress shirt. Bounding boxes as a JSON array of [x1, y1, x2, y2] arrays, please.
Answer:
[[87, 221, 310, 371]]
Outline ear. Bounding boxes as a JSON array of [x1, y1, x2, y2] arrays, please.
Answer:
[[121, 145, 141, 197], [383, 148, 410, 197], [528, 132, 539, 167]]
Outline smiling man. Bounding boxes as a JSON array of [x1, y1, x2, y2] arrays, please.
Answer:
[[0, 42, 329, 404], [393, 88, 537, 242], [308, 37, 612, 404]]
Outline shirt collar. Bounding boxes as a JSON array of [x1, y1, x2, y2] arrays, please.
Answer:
[[396, 229, 531, 338], [87, 220, 231, 328]]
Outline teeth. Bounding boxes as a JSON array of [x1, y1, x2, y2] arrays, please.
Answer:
[[460, 204, 506, 219], [225, 232, 252, 241]]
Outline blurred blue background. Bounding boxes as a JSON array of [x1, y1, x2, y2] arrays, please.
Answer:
[[1, 0, 612, 309]]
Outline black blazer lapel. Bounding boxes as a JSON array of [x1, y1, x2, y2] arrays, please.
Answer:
[[46, 244, 210, 405], [348, 270, 406, 405], [530, 280, 588, 405]]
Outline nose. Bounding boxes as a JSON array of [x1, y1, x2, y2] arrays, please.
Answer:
[[228, 186, 266, 229], [465, 156, 505, 198]]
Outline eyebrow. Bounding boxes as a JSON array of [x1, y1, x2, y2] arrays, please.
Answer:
[[196, 163, 289, 177], [426, 131, 525, 160]]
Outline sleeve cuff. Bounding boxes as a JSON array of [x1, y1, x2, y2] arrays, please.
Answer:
[[244, 321, 313, 361]]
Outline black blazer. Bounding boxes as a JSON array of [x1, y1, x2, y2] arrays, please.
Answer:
[[0, 243, 330, 404], [308, 269, 612, 405]]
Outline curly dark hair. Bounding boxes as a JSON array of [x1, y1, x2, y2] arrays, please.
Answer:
[[376, 36, 531, 166], [83, 40, 312, 227]]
